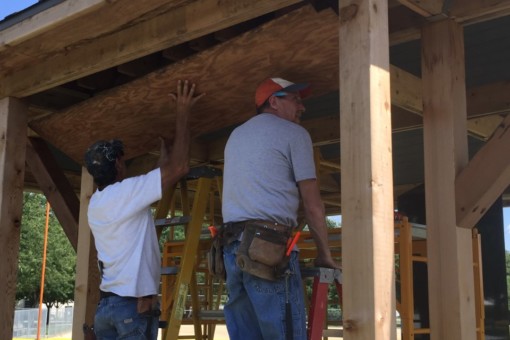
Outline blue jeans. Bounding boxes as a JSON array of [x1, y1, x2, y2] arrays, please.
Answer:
[[94, 295, 159, 340], [223, 240, 307, 340]]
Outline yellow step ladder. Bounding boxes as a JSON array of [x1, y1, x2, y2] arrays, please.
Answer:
[[155, 166, 224, 340]]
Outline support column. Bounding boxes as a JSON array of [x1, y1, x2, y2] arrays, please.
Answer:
[[421, 19, 476, 340], [72, 168, 100, 340], [0, 97, 28, 340], [339, 0, 395, 339]]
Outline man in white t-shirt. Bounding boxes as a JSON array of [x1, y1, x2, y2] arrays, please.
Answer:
[[84, 80, 204, 340]]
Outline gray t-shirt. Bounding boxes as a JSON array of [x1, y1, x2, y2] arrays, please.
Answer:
[[222, 113, 316, 227]]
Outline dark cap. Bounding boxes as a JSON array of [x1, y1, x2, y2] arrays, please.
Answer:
[[84, 139, 124, 187]]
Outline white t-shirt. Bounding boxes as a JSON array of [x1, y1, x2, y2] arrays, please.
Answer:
[[88, 168, 162, 297]]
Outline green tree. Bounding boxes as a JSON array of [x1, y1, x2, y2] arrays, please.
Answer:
[[16, 192, 76, 313]]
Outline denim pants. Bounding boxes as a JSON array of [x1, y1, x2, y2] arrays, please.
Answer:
[[223, 240, 307, 340], [94, 295, 159, 340]]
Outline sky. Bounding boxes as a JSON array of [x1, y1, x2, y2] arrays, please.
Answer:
[[2, 0, 510, 251], [0, 0, 39, 21]]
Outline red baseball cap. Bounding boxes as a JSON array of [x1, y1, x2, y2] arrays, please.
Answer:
[[255, 78, 311, 108]]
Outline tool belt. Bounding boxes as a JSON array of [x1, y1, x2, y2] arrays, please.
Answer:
[[99, 291, 159, 316], [208, 220, 293, 281], [236, 220, 292, 281], [207, 221, 245, 279], [137, 295, 160, 317]]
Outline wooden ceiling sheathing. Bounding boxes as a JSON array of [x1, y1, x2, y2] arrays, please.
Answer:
[[30, 5, 340, 164]]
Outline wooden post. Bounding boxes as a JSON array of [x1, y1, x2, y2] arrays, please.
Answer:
[[72, 168, 100, 340], [398, 219, 415, 339], [421, 19, 477, 340], [0, 97, 27, 340], [339, 0, 395, 339]]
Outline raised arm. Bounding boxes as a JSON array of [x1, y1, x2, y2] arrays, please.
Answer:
[[298, 178, 340, 269], [159, 80, 205, 191]]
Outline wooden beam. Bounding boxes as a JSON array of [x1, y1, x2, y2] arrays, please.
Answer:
[[25, 137, 79, 251], [0, 0, 192, 65], [389, 0, 510, 46], [390, 65, 422, 114], [450, 0, 510, 24], [0, 97, 28, 340], [0, 0, 105, 51], [466, 115, 504, 140], [397, 0, 445, 17], [71, 168, 100, 340], [0, 0, 301, 97], [391, 70, 510, 121], [421, 19, 476, 340], [456, 113, 510, 229], [339, 1, 395, 339], [466, 81, 510, 117]]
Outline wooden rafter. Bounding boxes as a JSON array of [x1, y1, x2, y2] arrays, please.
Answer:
[[451, 0, 510, 24], [0, 0, 301, 97], [456, 113, 510, 229], [397, 0, 444, 17], [25, 137, 79, 251]]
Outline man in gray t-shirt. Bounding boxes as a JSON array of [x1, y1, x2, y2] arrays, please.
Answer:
[[222, 77, 339, 340]]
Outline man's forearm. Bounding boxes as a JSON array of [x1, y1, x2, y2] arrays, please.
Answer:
[[169, 110, 190, 169]]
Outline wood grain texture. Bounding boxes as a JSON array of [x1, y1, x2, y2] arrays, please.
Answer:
[[30, 5, 341, 163], [339, 0, 396, 339], [421, 19, 476, 340], [0, 0, 301, 97], [0, 0, 190, 69], [25, 137, 79, 250], [71, 169, 99, 340], [456, 113, 510, 229], [397, 0, 444, 16], [0, 97, 28, 340]]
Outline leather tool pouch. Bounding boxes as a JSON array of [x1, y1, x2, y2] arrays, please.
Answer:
[[208, 223, 245, 279], [137, 295, 159, 316], [236, 220, 292, 281], [208, 232, 226, 279]]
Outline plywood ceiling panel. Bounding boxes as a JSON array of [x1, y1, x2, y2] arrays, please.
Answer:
[[30, 5, 341, 163]]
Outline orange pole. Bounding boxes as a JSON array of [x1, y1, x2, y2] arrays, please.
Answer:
[[36, 202, 51, 340]]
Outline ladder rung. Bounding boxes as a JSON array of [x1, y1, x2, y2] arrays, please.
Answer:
[[155, 216, 191, 228], [198, 310, 225, 320], [161, 266, 179, 275]]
